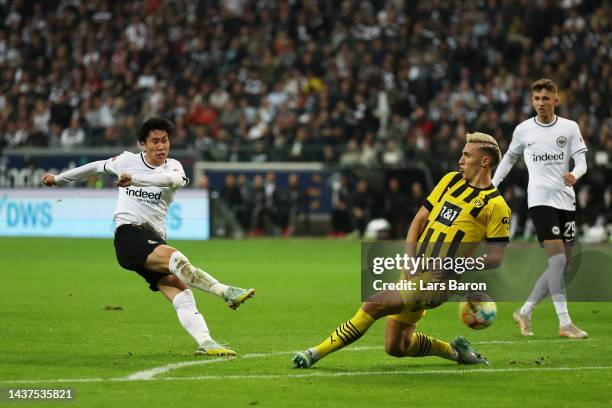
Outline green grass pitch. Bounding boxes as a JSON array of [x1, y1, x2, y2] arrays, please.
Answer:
[[1, 238, 611, 407]]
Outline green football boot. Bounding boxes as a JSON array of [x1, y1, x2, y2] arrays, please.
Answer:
[[224, 287, 255, 310], [293, 349, 317, 368], [195, 339, 237, 357], [450, 336, 490, 365]]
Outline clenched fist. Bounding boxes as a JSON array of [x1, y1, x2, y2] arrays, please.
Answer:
[[116, 172, 133, 187], [562, 172, 577, 186], [41, 173, 57, 186]]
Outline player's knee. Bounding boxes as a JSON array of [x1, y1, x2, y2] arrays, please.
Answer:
[[168, 249, 190, 274], [362, 302, 390, 319], [158, 273, 186, 289], [384, 342, 405, 357]]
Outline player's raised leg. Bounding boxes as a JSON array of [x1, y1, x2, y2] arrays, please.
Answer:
[[146, 245, 255, 309], [157, 275, 236, 356]]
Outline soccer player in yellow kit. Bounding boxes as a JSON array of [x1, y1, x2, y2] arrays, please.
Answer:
[[294, 132, 511, 368]]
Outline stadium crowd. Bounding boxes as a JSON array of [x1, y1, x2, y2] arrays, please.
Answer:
[[0, 0, 610, 239]]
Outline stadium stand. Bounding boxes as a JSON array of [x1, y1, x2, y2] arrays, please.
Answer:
[[0, 0, 609, 239]]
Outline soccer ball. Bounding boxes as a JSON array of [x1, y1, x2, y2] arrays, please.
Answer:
[[459, 293, 497, 330]]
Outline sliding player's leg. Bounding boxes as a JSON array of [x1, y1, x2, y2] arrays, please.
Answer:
[[157, 275, 236, 356], [292, 291, 405, 368], [384, 313, 487, 364]]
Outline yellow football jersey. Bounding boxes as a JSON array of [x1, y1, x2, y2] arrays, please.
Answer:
[[417, 171, 511, 258]]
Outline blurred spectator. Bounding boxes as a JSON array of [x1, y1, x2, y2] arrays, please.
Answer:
[[331, 174, 352, 236], [49, 93, 72, 130], [285, 173, 309, 235], [350, 179, 373, 237], [0, 1, 609, 238], [221, 174, 250, 231], [1, 0, 608, 165], [60, 116, 85, 148], [249, 174, 267, 235], [360, 132, 379, 167], [406, 181, 425, 229], [385, 177, 409, 239], [339, 139, 361, 167]]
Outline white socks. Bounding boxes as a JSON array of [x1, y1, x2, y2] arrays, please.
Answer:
[[172, 289, 212, 345], [547, 253, 572, 327], [520, 253, 572, 327], [520, 272, 549, 317], [169, 251, 230, 297]]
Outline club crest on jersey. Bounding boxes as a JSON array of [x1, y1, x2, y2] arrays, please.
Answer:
[[556, 136, 567, 148], [473, 198, 484, 208], [552, 226, 560, 235]]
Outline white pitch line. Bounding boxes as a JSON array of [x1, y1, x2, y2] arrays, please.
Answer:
[[1, 366, 611, 385], [127, 346, 380, 380], [164, 366, 612, 382], [125, 338, 584, 381], [0, 338, 599, 385]]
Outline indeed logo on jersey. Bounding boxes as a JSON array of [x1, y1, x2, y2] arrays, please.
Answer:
[[125, 187, 162, 200], [532, 151, 564, 163]]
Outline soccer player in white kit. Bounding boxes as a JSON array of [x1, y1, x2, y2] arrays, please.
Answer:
[[493, 79, 588, 339], [41, 117, 256, 355]]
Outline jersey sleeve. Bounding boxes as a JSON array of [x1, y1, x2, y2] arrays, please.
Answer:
[[569, 121, 587, 158], [103, 151, 132, 176], [423, 172, 461, 211], [168, 159, 190, 186], [486, 199, 511, 242], [506, 126, 525, 158]]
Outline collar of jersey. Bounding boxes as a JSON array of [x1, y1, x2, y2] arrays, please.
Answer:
[[140, 152, 166, 169], [533, 115, 558, 127], [460, 178, 495, 191]]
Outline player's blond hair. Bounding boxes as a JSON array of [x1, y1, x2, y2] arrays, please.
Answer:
[[466, 132, 502, 167]]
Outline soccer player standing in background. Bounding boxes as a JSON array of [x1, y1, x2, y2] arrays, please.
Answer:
[[294, 132, 510, 368], [493, 79, 588, 339], [41, 117, 255, 355]]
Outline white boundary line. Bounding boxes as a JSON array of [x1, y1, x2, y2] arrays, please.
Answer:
[[165, 366, 612, 381], [2, 366, 611, 385], [125, 338, 588, 381], [0, 339, 602, 385], [126, 346, 379, 380]]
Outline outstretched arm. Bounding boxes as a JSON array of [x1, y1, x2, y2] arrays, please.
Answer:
[[492, 152, 519, 187], [41, 160, 109, 186]]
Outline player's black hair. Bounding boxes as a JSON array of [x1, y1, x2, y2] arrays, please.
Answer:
[[138, 117, 175, 143]]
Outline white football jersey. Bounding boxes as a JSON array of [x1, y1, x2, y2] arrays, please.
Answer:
[[507, 116, 587, 210], [104, 151, 189, 239]]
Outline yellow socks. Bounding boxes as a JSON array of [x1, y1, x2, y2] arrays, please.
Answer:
[[404, 333, 457, 360], [308, 309, 456, 363], [313, 308, 376, 360]]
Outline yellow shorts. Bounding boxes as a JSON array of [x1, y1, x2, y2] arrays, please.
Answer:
[[386, 271, 451, 325], [387, 308, 427, 325]]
